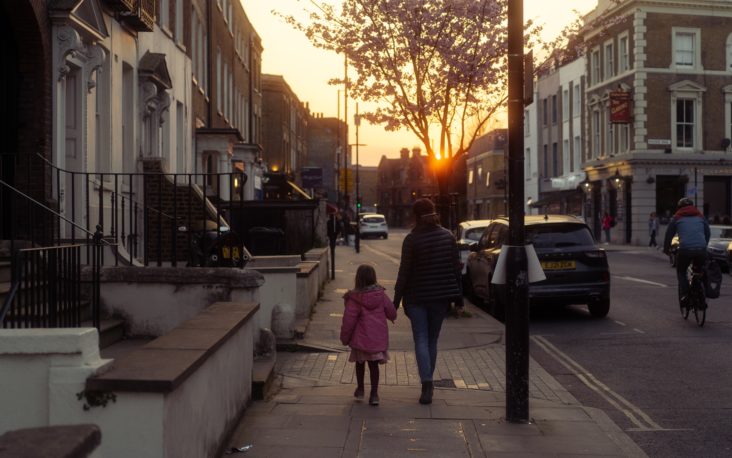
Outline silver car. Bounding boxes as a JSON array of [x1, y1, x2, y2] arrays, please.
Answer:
[[359, 214, 389, 239], [456, 220, 493, 276]]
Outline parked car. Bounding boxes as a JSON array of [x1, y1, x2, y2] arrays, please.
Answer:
[[465, 215, 610, 319], [359, 213, 389, 239], [668, 225, 732, 272], [456, 220, 493, 277]]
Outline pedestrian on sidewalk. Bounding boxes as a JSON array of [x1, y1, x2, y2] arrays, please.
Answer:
[[340, 264, 397, 406], [648, 212, 659, 248], [394, 198, 462, 405], [602, 212, 614, 244]]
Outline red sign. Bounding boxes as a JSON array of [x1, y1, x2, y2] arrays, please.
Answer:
[[610, 91, 632, 124]]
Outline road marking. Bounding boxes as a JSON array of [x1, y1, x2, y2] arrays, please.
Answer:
[[613, 275, 667, 288], [614, 320, 627, 326], [532, 335, 665, 431], [633, 328, 645, 334], [363, 244, 400, 265]]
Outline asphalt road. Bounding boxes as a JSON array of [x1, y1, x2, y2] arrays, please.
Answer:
[[363, 229, 732, 457], [528, 247, 732, 458]]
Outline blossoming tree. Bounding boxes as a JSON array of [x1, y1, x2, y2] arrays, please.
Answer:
[[281, 0, 542, 202]]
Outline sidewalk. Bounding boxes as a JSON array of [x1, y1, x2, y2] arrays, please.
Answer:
[[224, 242, 648, 457]]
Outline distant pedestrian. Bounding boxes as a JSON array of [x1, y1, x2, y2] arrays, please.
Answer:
[[394, 198, 462, 405], [602, 212, 614, 244], [340, 264, 397, 406], [648, 212, 659, 248]]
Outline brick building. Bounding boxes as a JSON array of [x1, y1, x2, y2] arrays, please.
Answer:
[[582, 0, 732, 243], [377, 148, 438, 227], [261, 74, 310, 179], [306, 114, 347, 204], [466, 129, 508, 220]]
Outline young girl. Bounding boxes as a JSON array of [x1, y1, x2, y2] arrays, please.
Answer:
[[340, 264, 397, 406]]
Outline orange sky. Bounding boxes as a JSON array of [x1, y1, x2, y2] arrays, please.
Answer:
[[242, 0, 598, 166]]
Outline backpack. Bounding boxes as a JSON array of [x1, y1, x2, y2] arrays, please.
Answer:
[[705, 261, 722, 299]]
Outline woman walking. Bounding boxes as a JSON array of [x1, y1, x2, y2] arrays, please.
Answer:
[[648, 212, 659, 248], [393, 198, 462, 404]]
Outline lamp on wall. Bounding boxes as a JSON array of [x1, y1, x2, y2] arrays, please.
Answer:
[[580, 174, 592, 194], [612, 169, 623, 189]]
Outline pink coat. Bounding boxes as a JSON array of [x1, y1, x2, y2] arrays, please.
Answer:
[[340, 287, 397, 353]]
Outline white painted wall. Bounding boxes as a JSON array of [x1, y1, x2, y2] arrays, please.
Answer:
[[253, 268, 299, 339], [296, 262, 320, 319], [0, 329, 110, 435]]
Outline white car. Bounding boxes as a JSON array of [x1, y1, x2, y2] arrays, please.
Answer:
[[456, 219, 493, 275], [359, 214, 389, 239]]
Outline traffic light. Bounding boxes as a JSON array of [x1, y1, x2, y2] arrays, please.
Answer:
[[356, 197, 362, 211]]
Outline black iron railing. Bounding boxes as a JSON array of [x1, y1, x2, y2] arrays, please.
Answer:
[[1, 153, 248, 268], [1, 243, 102, 329]]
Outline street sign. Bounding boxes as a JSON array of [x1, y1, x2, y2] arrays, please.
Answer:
[[339, 169, 354, 193], [301, 167, 323, 188]]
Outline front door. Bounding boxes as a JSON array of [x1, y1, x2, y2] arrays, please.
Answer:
[[63, 66, 84, 238]]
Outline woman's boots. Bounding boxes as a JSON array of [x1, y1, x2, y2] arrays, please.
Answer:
[[419, 381, 434, 404]]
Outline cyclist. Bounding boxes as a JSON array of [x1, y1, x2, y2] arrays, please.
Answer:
[[663, 198, 710, 309]]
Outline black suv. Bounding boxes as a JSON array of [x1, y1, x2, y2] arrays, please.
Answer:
[[465, 215, 610, 318]]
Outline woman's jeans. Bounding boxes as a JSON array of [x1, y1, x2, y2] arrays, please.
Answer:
[[406, 302, 448, 383]]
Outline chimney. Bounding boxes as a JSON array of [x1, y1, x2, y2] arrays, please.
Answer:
[[400, 148, 409, 160], [412, 147, 421, 158]]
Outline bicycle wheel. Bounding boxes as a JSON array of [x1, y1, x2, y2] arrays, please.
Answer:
[[693, 286, 706, 327], [679, 295, 690, 320]]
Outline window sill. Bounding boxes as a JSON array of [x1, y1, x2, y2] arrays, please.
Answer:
[[161, 26, 174, 40]]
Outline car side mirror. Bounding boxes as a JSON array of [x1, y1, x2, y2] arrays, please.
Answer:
[[469, 242, 480, 252]]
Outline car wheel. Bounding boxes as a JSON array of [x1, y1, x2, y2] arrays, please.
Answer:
[[383, 233, 388, 239], [588, 296, 610, 318]]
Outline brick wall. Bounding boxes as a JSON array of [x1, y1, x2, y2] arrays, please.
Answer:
[[142, 158, 224, 264]]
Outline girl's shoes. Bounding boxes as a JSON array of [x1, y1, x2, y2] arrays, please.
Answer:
[[354, 387, 364, 400], [368, 393, 379, 406]]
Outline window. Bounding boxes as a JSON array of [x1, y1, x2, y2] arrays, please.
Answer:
[[673, 29, 700, 69], [619, 34, 630, 72], [552, 95, 557, 123], [562, 89, 569, 119], [524, 110, 530, 136], [619, 124, 629, 152], [216, 49, 222, 112], [573, 136, 581, 172], [542, 98, 547, 125], [676, 99, 695, 148], [175, 0, 183, 42], [552, 143, 558, 177], [563, 139, 569, 173], [606, 107, 615, 155], [604, 41, 614, 79], [477, 166, 482, 177], [525, 148, 531, 177], [573, 84, 581, 116], [591, 49, 601, 85], [160, 0, 169, 29], [727, 34, 732, 71], [592, 110, 601, 158], [543, 144, 548, 177], [468, 169, 474, 184]]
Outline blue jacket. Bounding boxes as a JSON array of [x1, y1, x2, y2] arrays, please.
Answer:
[[664, 208, 710, 252]]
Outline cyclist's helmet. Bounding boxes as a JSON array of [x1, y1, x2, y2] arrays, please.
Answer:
[[677, 197, 694, 209]]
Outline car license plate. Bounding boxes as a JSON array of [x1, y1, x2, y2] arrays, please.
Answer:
[[541, 260, 576, 270], [222, 247, 231, 259]]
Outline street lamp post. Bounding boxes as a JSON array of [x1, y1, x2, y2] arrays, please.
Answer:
[[351, 104, 366, 254], [506, 0, 529, 423]]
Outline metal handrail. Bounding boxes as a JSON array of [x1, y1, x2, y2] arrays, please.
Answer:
[[0, 179, 113, 245], [0, 280, 20, 324]]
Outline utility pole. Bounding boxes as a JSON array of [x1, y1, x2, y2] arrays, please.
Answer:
[[506, 0, 529, 423], [344, 55, 350, 215], [337, 90, 341, 209], [355, 103, 361, 253]]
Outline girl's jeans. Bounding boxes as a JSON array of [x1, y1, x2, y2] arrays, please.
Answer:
[[406, 302, 448, 382]]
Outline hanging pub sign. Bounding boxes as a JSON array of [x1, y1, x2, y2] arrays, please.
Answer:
[[610, 91, 632, 124]]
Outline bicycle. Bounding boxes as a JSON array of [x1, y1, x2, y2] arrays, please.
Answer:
[[680, 262, 706, 327]]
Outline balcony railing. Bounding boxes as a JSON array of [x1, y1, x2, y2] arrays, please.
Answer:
[[119, 0, 156, 32]]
